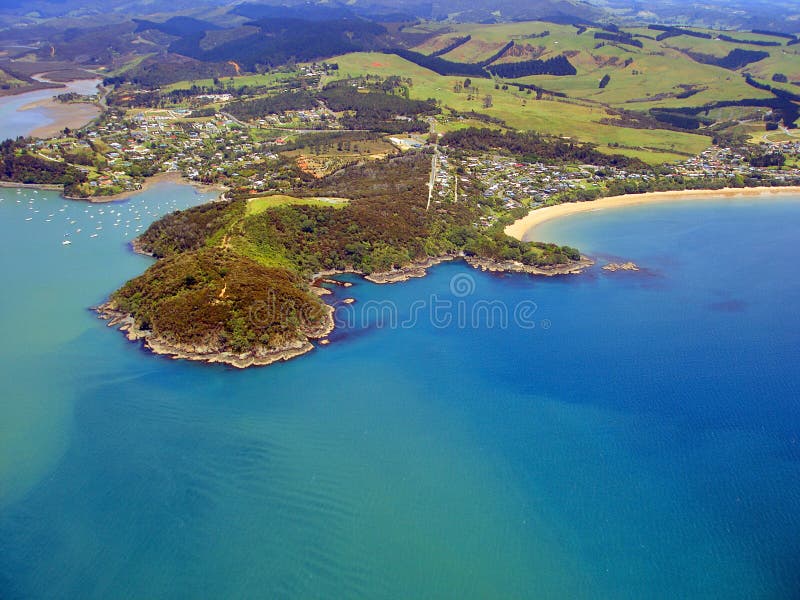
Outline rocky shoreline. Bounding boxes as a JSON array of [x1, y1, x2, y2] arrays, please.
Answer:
[[364, 255, 456, 284], [602, 261, 639, 272], [96, 300, 335, 369], [465, 255, 594, 276], [100, 249, 591, 369], [313, 252, 592, 288]]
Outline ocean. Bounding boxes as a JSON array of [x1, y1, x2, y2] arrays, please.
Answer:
[[0, 183, 799, 599]]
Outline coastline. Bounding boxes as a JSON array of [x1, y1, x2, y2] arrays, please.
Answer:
[[505, 186, 800, 241], [18, 75, 103, 138], [100, 251, 591, 369], [25, 99, 101, 138], [2, 171, 227, 203], [0, 81, 62, 98], [78, 171, 228, 203], [97, 301, 335, 369], [0, 181, 63, 191]]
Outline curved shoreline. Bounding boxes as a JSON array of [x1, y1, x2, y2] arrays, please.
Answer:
[[77, 171, 228, 203], [20, 76, 103, 138], [99, 253, 590, 369], [505, 186, 800, 241], [97, 301, 335, 369], [2, 172, 227, 203]]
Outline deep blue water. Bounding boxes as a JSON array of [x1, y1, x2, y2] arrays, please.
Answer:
[[1, 188, 799, 599]]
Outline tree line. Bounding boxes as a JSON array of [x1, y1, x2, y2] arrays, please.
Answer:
[[486, 55, 577, 78], [440, 127, 646, 169]]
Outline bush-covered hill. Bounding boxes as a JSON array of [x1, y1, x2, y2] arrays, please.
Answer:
[[107, 151, 584, 365], [110, 248, 330, 357]]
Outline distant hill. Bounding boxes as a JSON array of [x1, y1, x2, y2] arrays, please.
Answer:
[[3, 0, 800, 35], [133, 17, 222, 38], [169, 17, 394, 71]]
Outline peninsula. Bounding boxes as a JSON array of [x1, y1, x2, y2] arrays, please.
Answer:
[[0, 15, 797, 367], [97, 152, 586, 367]]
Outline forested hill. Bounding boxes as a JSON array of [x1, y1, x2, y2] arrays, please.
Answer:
[[133, 17, 221, 37], [103, 152, 583, 366], [440, 128, 648, 169], [169, 18, 392, 71]]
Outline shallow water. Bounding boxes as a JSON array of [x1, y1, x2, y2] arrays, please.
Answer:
[[0, 78, 100, 139], [0, 188, 799, 598]]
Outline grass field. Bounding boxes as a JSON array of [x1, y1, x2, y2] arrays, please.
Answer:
[[344, 21, 797, 160], [164, 71, 297, 92], [246, 195, 349, 216], [326, 51, 710, 162], [153, 19, 798, 165], [412, 22, 781, 109]]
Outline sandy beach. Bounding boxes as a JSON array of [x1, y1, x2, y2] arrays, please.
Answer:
[[505, 186, 800, 241], [23, 97, 101, 138]]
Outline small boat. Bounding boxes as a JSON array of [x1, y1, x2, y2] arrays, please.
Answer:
[[62, 240, 72, 246], [25, 217, 32, 221], [90, 233, 98, 238]]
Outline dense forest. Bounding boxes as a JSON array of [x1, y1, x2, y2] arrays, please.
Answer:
[[0, 139, 87, 193], [750, 29, 797, 41], [226, 90, 318, 120], [440, 127, 646, 168], [593, 32, 643, 48], [486, 55, 577, 78], [430, 36, 472, 57], [110, 151, 584, 361], [111, 248, 330, 355], [685, 48, 770, 70], [716, 34, 780, 47], [136, 199, 245, 259], [318, 84, 439, 118], [170, 18, 390, 71], [387, 50, 489, 78], [648, 25, 712, 41], [103, 56, 239, 88], [317, 84, 439, 132]]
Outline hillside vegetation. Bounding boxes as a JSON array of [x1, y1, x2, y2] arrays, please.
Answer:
[[105, 151, 584, 364]]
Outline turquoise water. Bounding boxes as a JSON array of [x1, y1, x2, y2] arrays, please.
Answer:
[[0, 79, 100, 140], [1, 188, 799, 598]]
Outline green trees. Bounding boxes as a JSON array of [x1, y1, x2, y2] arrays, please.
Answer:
[[0, 140, 88, 187], [114, 152, 587, 359]]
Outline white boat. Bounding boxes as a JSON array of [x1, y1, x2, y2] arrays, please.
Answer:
[[62, 240, 72, 246]]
